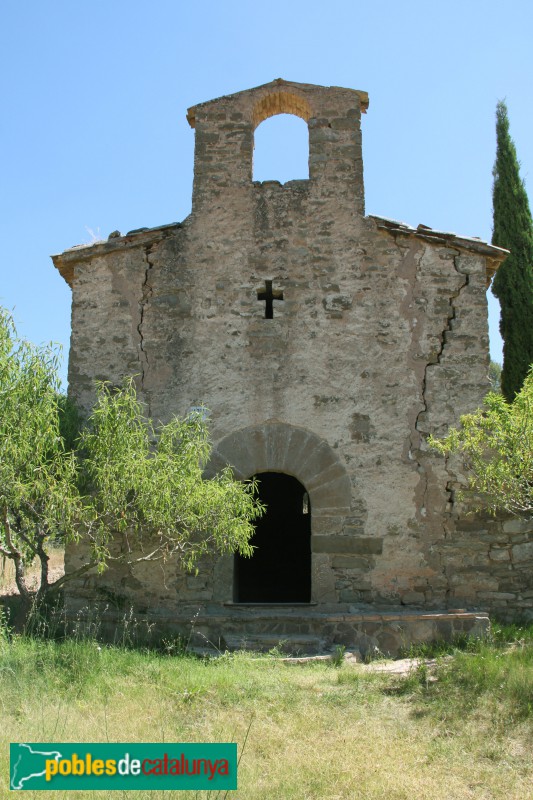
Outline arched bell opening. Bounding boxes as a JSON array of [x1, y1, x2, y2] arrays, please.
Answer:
[[253, 113, 310, 183], [234, 472, 311, 603]]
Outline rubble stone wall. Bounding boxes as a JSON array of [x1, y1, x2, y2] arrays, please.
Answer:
[[54, 80, 531, 624]]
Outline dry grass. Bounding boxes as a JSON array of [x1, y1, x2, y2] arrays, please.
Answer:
[[0, 634, 532, 800]]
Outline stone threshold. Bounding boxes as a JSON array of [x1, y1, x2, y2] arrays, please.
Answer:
[[204, 606, 488, 621], [224, 602, 318, 608]]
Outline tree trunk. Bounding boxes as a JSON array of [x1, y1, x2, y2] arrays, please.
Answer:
[[0, 505, 31, 606], [35, 530, 50, 604], [0, 505, 38, 631]]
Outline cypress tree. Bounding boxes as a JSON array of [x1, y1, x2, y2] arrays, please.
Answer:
[[491, 100, 533, 402]]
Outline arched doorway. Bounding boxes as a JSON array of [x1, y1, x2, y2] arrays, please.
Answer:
[[235, 472, 311, 603]]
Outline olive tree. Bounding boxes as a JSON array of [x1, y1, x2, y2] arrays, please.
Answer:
[[0, 309, 81, 605], [0, 308, 261, 609], [429, 368, 533, 517]]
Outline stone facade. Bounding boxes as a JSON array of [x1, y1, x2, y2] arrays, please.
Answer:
[[52, 79, 532, 652]]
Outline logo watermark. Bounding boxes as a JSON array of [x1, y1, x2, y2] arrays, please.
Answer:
[[10, 743, 237, 791]]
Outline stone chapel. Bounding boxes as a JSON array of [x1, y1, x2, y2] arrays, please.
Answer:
[[52, 80, 533, 654]]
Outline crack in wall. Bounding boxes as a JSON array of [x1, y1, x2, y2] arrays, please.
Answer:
[[138, 243, 156, 393], [417, 253, 470, 557], [384, 233, 429, 524], [415, 251, 469, 437], [411, 250, 469, 527]]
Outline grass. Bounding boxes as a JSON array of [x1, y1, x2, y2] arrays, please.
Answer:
[[423, 631, 533, 721], [0, 621, 532, 799]]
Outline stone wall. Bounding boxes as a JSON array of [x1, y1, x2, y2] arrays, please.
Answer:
[[53, 79, 531, 627]]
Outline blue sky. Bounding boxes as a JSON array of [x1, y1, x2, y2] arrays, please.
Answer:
[[1, 0, 532, 387]]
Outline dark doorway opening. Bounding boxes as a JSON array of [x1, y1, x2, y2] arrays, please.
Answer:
[[235, 472, 311, 603]]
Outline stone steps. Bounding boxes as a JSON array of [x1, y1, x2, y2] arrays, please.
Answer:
[[78, 605, 491, 658], [221, 633, 325, 655]]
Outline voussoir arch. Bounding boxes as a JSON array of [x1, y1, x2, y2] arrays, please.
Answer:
[[206, 421, 352, 516], [252, 91, 313, 130]]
